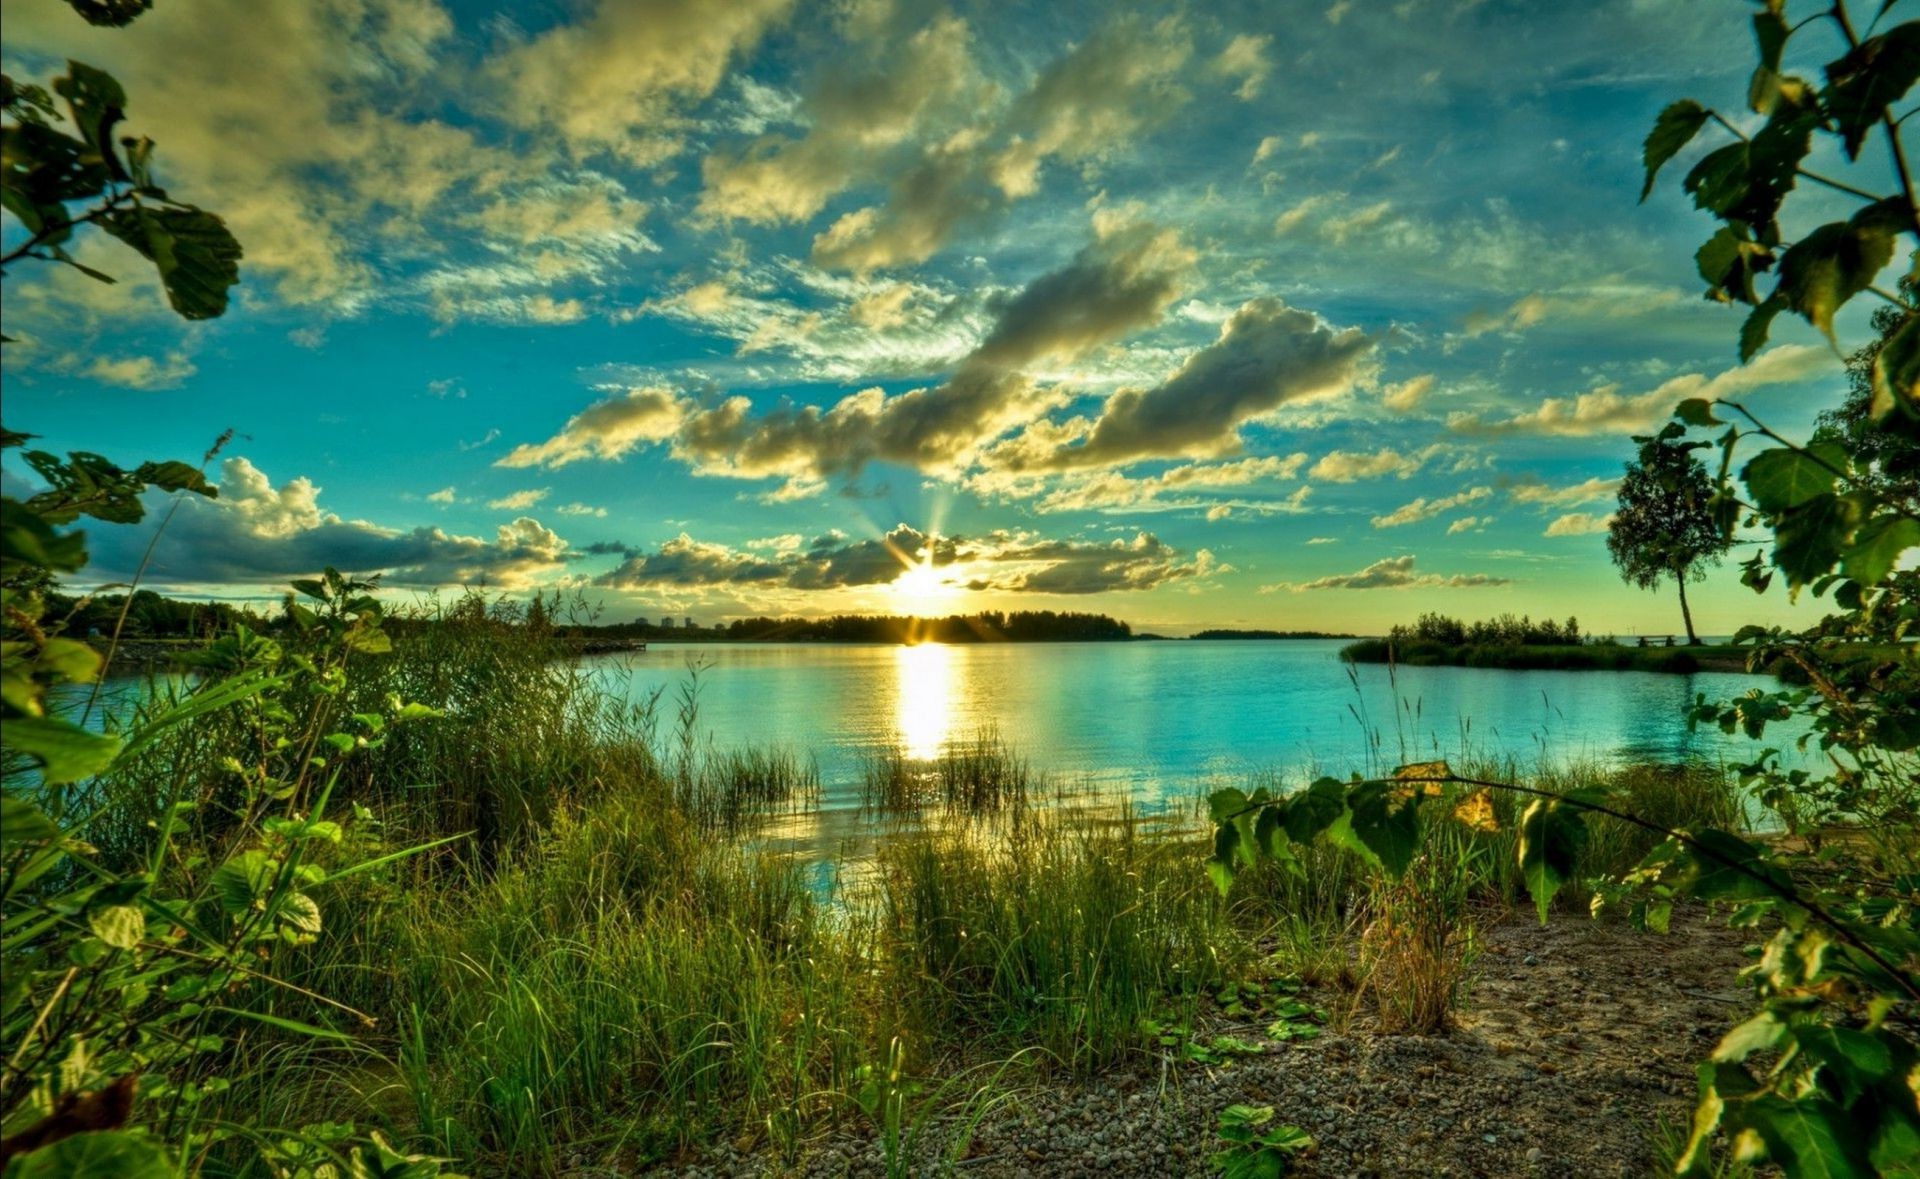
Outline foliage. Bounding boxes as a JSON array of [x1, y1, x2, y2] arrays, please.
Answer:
[[1608, 424, 1731, 644], [1210, 1103, 1313, 1179], [1387, 611, 1584, 647], [1, 57, 241, 319], [1629, 12, 1920, 1165]]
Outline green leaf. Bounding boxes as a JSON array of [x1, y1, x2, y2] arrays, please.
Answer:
[[1516, 794, 1589, 923], [1743, 447, 1839, 511], [1337, 783, 1420, 876], [1675, 398, 1720, 427], [1694, 227, 1770, 304], [1741, 295, 1786, 361], [1713, 1010, 1785, 1062], [87, 903, 145, 950], [98, 204, 243, 320], [1871, 309, 1919, 421], [1737, 1096, 1876, 1177], [1284, 778, 1345, 844], [1773, 204, 1902, 340], [1841, 515, 1920, 587], [8, 1130, 172, 1179], [207, 1005, 356, 1043], [2, 714, 122, 784], [0, 796, 62, 846], [1642, 99, 1709, 201], [1823, 23, 1920, 159], [1773, 493, 1863, 590]]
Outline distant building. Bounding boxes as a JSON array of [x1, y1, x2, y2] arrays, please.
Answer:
[[659, 616, 675, 628], [683, 616, 695, 630]]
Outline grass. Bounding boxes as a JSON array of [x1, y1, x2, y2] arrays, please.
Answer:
[[863, 727, 1034, 817], [36, 598, 1759, 1174]]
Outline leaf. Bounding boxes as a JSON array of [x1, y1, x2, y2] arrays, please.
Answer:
[[207, 1006, 356, 1043], [8, 1130, 171, 1179], [1694, 227, 1770, 304], [1741, 295, 1787, 361], [0, 796, 62, 846], [1339, 783, 1421, 876], [1743, 447, 1839, 511], [1713, 1010, 1785, 1062], [1823, 23, 1920, 159], [1736, 1096, 1876, 1177], [1675, 398, 1721, 427], [1871, 308, 1919, 420], [1773, 493, 1863, 590], [1451, 788, 1498, 833], [1841, 515, 1920, 587], [98, 204, 242, 320], [1773, 203, 1902, 340], [1642, 99, 1709, 201], [1284, 778, 1345, 844], [1219, 1104, 1276, 1129], [87, 903, 145, 950], [1516, 794, 1589, 923], [2, 715, 122, 784]]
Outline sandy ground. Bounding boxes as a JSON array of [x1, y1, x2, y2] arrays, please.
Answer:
[[650, 906, 1752, 1178]]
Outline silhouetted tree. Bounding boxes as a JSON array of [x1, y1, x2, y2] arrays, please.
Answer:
[[1607, 423, 1728, 644]]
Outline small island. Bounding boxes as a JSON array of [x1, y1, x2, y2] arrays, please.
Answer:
[[1339, 612, 1760, 674], [1188, 628, 1357, 641]]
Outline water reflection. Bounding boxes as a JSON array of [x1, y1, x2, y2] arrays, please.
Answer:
[[895, 642, 956, 758]]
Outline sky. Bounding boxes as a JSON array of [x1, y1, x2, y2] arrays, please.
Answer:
[[0, 0, 1902, 636]]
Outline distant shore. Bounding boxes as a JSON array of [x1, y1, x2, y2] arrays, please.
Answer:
[[1338, 638, 1766, 675]]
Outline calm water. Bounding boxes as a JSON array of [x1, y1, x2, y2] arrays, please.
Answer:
[[594, 640, 1804, 829]]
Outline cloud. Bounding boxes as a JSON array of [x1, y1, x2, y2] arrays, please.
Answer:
[[1002, 298, 1373, 470], [1370, 485, 1492, 528], [1211, 34, 1273, 100], [488, 488, 550, 510], [498, 386, 688, 468], [556, 503, 609, 518], [698, 14, 983, 224], [807, 15, 1192, 271], [1461, 284, 1690, 337], [595, 523, 1218, 596], [1382, 373, 1435, 411], [427, 487, 458, 504], [1449, 346, 1829, 437], [666, 217, 1193, 486], [1004, 453, 1311, 514], [1446, 515, 1490, 535], [1508, 476, 1619, 507], [1308, 444, 1444, 483], [84, 458, 570, 589], [1265, 554, 1513, 592], [491, 0, 792, 167], [85, 351, 197, 390], [1305, 536, 1338, 545], [1544, 511, 1614, 536]]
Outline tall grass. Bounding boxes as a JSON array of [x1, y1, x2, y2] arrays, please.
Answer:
[[57, 601, 1758, 1173], [862, 727, 1033, 817]]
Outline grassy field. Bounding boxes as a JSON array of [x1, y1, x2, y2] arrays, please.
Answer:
[[13, 602, 1757, 1175]]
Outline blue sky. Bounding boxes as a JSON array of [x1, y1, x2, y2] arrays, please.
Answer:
[[2, 0, 1900, 635]]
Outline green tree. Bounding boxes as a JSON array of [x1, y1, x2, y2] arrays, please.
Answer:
[[1606, 424, 1729, 644]]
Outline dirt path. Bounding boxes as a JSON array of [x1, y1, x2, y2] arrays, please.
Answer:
[[657, 907, 1752, 1178]]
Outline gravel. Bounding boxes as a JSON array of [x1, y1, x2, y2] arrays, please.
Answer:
[[618, 907, 1751, 1178]]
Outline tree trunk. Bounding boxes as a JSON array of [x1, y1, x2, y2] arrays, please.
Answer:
[[1676, 576, 1700, 645]]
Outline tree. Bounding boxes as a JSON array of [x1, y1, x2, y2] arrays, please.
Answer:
[[1606, 424, 1729, 644]]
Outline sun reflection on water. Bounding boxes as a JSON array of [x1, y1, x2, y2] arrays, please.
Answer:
[[895, 641, 956, 759]]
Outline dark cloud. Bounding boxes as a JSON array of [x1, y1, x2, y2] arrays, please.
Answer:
[[1003, 298, 1373, 471], [82, 460, 571, 589], [596, 523, 1216, 595]]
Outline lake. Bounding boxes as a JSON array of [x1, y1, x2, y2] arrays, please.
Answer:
[[592, 639, 1804, 851]]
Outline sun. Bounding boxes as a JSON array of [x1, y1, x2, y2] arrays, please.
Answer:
[[889, 559, 960, 616]]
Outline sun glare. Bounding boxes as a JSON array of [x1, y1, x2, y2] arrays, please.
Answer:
[[894, 640, 956, 759], [889, 558, 959, 617]]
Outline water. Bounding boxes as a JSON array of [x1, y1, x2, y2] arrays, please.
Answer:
[[594, 639, 1806, 826]]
